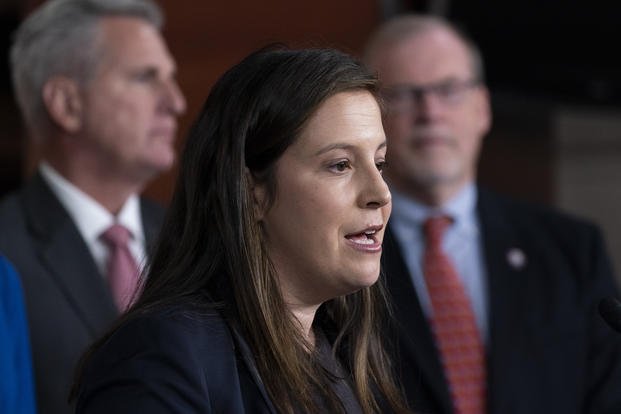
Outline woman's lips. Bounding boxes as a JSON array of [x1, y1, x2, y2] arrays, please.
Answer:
[[345, 226, 383, 252]]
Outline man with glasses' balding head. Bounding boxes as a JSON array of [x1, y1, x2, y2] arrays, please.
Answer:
[[366, 15, 621, 414]]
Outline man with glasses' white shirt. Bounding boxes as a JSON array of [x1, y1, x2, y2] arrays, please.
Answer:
[[365, 14, 621, 414]]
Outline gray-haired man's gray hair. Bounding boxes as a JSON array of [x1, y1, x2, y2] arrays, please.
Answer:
[[10, 0, 163, 134]]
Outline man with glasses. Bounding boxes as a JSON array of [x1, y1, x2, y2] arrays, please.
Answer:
[[365, 14, 621, 414]]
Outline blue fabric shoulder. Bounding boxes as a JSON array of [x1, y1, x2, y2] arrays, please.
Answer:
[[0, 255, 36, 414]]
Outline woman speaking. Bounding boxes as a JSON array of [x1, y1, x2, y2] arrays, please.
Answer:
[[75, 47, 409, 414]]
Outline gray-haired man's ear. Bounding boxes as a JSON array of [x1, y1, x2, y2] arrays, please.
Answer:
[[42, 76, 83, 134]]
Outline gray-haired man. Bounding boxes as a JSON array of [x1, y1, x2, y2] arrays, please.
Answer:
[[0, 1, 185, 412]]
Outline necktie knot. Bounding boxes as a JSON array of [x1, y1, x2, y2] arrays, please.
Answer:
[[101, 224, 132, 248], [423, 215, 452, 247]]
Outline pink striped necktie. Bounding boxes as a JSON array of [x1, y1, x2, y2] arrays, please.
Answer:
[[423, 216, 486, 414], [100, 224, 140, 312]]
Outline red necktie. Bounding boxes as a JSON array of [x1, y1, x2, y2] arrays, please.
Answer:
[[423, 216, 486, 414], [100, 224, 140, 311]]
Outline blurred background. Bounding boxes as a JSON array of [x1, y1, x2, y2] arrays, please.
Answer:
[[1, 0, 620, 282]]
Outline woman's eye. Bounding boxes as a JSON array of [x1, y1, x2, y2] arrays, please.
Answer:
[[330, 160, 351, 172], [376, 160, 387, 173]]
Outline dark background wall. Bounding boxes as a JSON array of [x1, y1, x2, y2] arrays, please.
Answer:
[[0, 1, 23, 197]]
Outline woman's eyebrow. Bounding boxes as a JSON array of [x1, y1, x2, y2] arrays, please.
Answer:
[[314, 143, 354, 156]]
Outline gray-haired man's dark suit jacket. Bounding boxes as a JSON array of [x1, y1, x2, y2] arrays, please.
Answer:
[[0, 173, 164, 414]]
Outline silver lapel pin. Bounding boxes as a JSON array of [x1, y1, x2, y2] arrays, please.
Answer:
[[506, 247, 527, 270]]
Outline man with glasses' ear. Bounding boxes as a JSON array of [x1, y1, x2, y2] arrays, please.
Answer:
[[365, 14, 621, 414]]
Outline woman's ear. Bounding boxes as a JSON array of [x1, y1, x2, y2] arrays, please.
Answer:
[[42, 76, 82, 133], [246, 168, 267, 221]]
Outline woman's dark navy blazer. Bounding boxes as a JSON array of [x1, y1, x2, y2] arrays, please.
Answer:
[[76, 305, 278, 413]]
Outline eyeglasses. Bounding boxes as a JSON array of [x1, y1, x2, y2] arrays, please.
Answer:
[[381, 78, 481, 114]]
